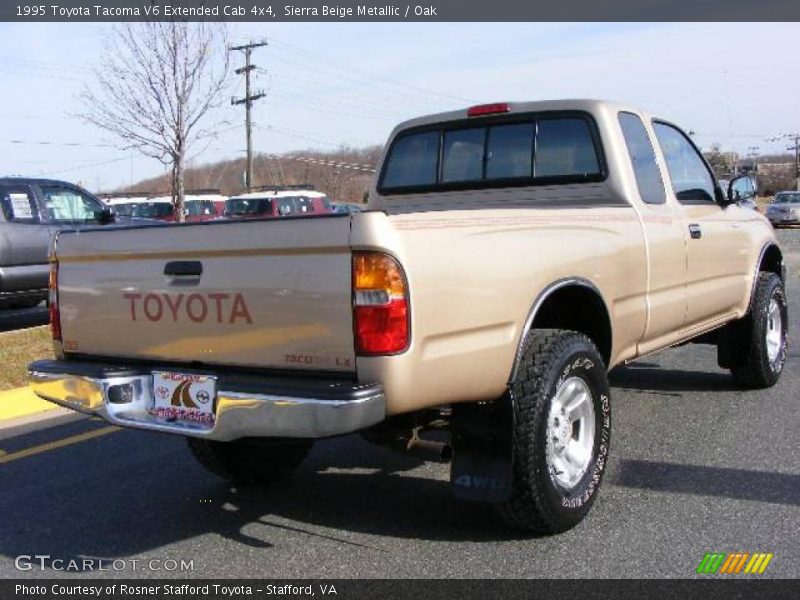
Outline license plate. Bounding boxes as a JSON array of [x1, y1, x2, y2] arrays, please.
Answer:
[[151, 371, 217, 428]]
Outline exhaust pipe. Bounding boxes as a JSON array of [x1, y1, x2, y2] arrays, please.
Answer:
[[406, 435, 452, 462]]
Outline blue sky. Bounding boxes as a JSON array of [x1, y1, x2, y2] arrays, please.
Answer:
[[0, 22, 798, 191]]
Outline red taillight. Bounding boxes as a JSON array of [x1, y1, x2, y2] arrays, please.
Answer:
[[467, 102, 510, 117], [353, 252, 409, 355], [49, 261, 61, 342]]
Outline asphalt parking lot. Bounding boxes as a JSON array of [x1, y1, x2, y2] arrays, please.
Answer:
[[0, 231, 798, 579]]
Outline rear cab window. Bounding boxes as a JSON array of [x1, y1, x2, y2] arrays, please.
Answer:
[[378, 111, 605, 194]]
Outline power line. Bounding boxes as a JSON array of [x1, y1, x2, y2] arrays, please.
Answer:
[[3, 139, 115, 148], [266, 36, 473, 104], [35, 156, 129, 176]]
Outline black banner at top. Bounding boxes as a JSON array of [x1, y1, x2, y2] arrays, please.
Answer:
[[4, 0, 800, 22]]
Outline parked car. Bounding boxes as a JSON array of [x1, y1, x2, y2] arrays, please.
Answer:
[[0, 177, 115, 309], [29, 100, 786, 534], [765, 191, 800, 227], [106, 194, 151, 218], [332, 203, 364, 214], [223, 189, 333, 219], [183, 192, 227, 222], [127, 196, 176, 221]]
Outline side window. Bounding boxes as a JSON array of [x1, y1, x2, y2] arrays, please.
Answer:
[[652, 122, 716, 204], [114, 204, 134, 217], [39, 186, 103, 222], [618, 112, 666, 205], [277, 198, 297, 216], [486, 123, 534, 179], [0, 188, 37, 223], [297, 197, 314, 213], [381, 131, 439, 189], [442, 128, 485, 183], [534, 118, 601, 178]]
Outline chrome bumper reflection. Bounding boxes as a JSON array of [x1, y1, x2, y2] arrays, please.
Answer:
[[29, 370, 385, 441]]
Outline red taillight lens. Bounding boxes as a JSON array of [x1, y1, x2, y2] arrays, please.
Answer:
[[467, 102, 510, 117], [49, 261, 61, 342], [353, 252, 409, 355]]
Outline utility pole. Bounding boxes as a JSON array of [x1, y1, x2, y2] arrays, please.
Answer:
[[747, 145, 759, 168], [789, 137, 800, 191], [767, 133, 800, 191], [230, 40, 267, 192]]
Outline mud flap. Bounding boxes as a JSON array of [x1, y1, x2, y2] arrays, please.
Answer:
[[717, 317, 750, 369], [450, 393, 513, 503]]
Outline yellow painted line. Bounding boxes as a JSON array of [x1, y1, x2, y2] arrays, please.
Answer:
[[0, 386, 60, 421], [758, 553, 774, 574], [0, 425, 120, 465]]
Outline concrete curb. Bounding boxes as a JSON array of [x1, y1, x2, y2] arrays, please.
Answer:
[[0, 385, 60, 422]]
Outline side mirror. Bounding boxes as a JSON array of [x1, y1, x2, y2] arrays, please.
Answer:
[[726, 175, 756, 206], [182, 208, 189, 217], [95, 206, 115, 224], [278, 205, 291, 217]]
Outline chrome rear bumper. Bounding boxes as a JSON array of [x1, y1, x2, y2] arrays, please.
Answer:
[[28, 359, 385, 441]]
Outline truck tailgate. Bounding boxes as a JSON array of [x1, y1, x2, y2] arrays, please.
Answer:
[[55, 217, 356, 373]]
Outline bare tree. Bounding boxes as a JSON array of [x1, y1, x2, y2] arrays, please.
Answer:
[[80, 22, 229, 220], [704, 143, 733, 178]]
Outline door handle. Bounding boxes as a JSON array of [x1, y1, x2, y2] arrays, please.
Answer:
[[164, 261, 203, 278], [688, 223, 702, 239]]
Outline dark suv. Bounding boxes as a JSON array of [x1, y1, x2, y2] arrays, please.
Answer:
[[0, 177, 115, 309]]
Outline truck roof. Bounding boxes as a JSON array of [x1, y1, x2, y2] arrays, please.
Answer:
[[390, 98, 651, 135]]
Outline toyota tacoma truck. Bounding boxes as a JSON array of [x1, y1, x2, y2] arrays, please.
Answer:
[[29, 100, 788, 534]]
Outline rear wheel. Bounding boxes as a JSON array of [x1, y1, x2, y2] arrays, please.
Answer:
[[497, 329, 611, 533], [187, 438, 313, 484], [727, 272, 788, 389]]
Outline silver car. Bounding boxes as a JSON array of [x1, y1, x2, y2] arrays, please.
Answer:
[[0, 177, 115, 309], [765, 191, 800, 227]]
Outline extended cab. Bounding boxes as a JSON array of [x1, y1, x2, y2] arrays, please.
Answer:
[[0, 177, 115, 309], [29, 100, 787, 533]]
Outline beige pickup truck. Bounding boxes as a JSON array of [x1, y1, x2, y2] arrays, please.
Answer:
[[29, 100, 787, 534]]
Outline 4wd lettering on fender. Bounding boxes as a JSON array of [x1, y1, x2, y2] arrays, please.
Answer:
[[454, 474, 508, 491], [123, 292, 253, 324]]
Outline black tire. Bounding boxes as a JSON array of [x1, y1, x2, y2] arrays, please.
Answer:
[[0, 297, 43, 310], [187, 437, 313, 484], [497, 329, 611, 534], [728, 272, 788, 389]]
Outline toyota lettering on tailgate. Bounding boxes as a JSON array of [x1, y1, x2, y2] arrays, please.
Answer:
[[123, 292, 253, 324]]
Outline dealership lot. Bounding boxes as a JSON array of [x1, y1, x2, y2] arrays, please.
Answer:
[[1, 230, 798, 579]]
